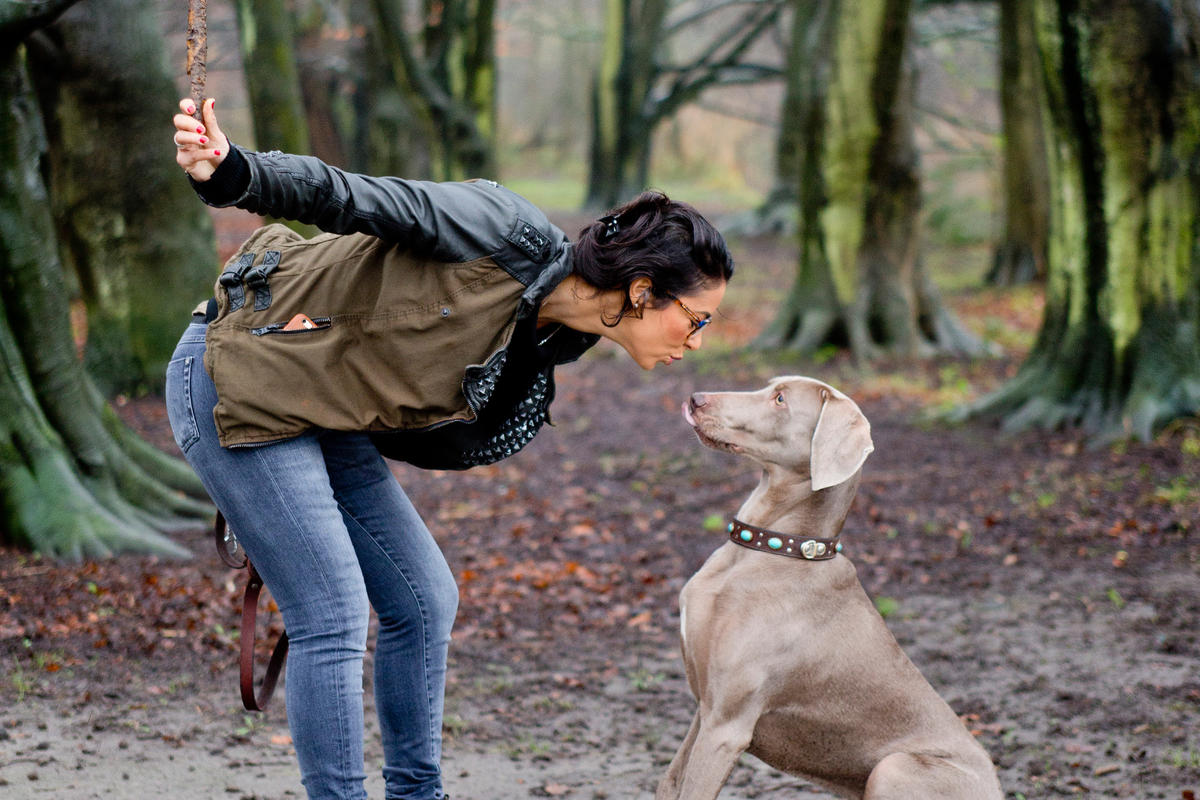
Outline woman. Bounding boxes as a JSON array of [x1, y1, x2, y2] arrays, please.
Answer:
[[167, 98, 732, 800]]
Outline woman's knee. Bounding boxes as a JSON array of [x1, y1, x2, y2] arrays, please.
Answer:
[[375, 557, 458, 639], [428, 561, 459, 634], [283, 580, 371, 650]]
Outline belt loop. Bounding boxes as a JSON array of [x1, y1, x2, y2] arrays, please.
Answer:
[[219, 252, 257, 312], [245, 250, 281, 311]]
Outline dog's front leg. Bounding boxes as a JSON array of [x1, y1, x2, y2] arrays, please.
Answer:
[[655, 711, 702, 800], [666, 715, 753, 800]]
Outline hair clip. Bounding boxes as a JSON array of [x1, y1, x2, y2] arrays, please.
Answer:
[[598, 214, 621, 243]]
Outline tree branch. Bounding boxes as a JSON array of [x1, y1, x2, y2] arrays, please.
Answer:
[[0, 0, 79, 45], [370, 0, 485, 147], [649, 2, 782, 124], [664, 0, 784, 37]]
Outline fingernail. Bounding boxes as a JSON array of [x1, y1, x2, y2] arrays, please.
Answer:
[[213, 150, 221, 156], [196, 125, 205, 134], [198, 136, 207, 144], [187, 105, 195, 114]]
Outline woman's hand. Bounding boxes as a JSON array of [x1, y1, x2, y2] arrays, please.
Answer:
[[173, 97, 229, 181]]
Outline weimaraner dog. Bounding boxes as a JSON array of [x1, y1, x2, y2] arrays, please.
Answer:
[[659, 376, 1002, 800]]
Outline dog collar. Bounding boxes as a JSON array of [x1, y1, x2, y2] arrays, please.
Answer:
[[727, 519, 842, 561]]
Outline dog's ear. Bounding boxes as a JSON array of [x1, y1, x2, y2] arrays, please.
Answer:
[[810, 392, 874, 491]]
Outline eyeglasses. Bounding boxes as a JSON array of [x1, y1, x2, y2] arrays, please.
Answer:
[[664, 292, 712, 338]]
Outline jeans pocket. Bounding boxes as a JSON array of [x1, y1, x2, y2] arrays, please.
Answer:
[[165, 356, 201, 454]]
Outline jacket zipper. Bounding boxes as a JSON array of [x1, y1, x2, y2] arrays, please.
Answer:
[[251, 317, 333, 336]]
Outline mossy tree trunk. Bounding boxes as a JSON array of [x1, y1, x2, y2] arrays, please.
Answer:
[[758, 0, 985, 358], [752, 0, 840, 348], [584, 0, 784, 209], [234, 0, 312, 157], [370, 0, 497, 181], [26, 0, 220, 394], [1, 18, 210, 558], [988, 0, 1050, 286], [734, 0, 830, 236], [232, 0, 320, 237], [967, 0, 1200, 439]]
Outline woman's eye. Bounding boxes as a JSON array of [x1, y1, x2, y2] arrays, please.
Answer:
[[774, 393, 786, 406]]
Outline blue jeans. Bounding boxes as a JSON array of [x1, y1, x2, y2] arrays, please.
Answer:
[[165, 322, 458, 800]]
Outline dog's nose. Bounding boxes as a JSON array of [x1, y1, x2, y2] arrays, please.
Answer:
[[690, 392, 708, 409]]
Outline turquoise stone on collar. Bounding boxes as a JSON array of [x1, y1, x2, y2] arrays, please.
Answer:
[[726, 518, 842, 561]]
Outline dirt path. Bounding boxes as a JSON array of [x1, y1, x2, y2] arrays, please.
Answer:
[[4, 350, 1198, 799], [4, 564, 1197, 799]]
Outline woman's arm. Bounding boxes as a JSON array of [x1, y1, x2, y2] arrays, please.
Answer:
[[172, 98, 521, 261]]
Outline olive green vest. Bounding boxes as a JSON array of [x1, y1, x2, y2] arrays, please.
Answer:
[[204, 224, 530, 447]]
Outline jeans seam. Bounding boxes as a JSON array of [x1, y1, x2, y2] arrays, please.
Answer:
[[252, 445, 363, 799], [168, 356, 201, 453], [336, 502, 443, 770]]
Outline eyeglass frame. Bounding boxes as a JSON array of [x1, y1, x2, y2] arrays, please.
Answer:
[[663, 292, 712, 338]]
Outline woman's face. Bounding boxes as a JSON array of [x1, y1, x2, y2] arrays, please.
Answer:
[[621, 281, 727, 370]]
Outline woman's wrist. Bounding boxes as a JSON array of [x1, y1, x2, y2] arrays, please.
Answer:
[[190, 144, 250, 205]]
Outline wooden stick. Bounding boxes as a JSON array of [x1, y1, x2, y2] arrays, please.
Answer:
[[186, 0, 207, 121]]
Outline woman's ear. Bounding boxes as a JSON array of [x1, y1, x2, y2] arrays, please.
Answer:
[[628, 277, 653, 309]]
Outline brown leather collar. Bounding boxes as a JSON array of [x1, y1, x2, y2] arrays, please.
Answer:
[[728, 519, 842, 561]]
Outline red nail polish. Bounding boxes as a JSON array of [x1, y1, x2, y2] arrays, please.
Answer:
[[198, 136, 207, 144], [187, 105, 195, 115], [196, 125, 205, 135], [213, 150, 221, 156]]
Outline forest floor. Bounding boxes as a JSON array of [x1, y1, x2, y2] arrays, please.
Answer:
[[1, 211, 1198, 800]]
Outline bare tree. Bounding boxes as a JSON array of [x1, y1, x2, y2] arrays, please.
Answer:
[[585, 0, 785, 209], [370, 0, 498, 179]]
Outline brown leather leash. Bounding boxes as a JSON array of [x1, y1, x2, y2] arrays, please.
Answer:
[[215, 512, 289, 711]]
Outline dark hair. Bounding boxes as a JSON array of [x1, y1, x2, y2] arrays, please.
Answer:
[[573, 191, 734, 326]]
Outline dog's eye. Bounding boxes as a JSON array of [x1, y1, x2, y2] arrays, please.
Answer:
[[774, 393, 786, 406]]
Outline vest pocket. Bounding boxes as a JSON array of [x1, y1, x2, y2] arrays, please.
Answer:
[[251, 316, 333, 336]]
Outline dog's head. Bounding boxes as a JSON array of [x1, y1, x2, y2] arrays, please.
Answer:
[[682, 376, 874, 490]]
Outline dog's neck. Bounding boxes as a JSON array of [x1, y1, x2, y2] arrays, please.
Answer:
[[735, 465, 862, 541]]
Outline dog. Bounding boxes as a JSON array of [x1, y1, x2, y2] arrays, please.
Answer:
[[657, 376, 1002, 800]]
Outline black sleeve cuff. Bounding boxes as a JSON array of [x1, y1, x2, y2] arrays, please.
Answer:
[[189, 144, 250, 207]]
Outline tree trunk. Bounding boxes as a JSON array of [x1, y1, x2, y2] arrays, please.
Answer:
[[1, 40, 208, 558], [754, 0, 840, 348], [586, 0, 629, 208], [370, 0, 497, 181], [585, 0, 783, 210], [988, 0, 1050, 286], [26, 0, 219, 394], [235, 0, 310, 154], [761, 0, 985, 359], [967, 0, 1200, 439], [741, 0, 823, 236], [233, 0, 320, 236]]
